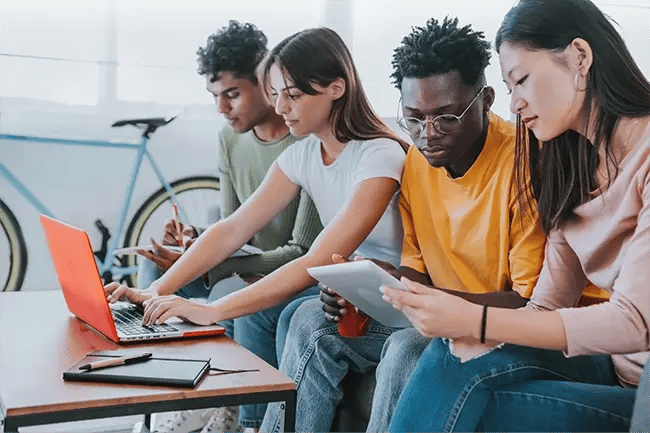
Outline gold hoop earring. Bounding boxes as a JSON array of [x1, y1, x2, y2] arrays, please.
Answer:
[[574, 72, 587, 92]]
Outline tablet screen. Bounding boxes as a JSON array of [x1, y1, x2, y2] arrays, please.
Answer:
[[307, 260, 411, 328]]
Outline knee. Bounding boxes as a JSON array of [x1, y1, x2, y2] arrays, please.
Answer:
[[378, 328, 431, 378], [383, 328, 430, 360], [277, 297, 307, 337], [278, 299, 339, 376], [405, 337, 453, 379], [276, 297, 311, 362], [280, 299, 337, 359], [286, 298, 335, 339]]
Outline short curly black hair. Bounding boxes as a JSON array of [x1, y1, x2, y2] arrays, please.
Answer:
[[391, 17, 491, 90], [196, 20, 268, 84]]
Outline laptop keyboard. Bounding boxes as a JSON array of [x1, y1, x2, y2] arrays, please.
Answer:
[[112, 305, 179, 336]]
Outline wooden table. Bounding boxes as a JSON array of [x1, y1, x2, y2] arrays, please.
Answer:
[[0, 291, 296, 432]]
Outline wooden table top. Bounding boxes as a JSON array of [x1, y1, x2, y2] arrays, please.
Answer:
[[0, 290, 295, 419]]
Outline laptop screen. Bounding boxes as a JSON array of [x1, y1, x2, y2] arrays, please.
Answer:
[[40, 215, 119, 341]]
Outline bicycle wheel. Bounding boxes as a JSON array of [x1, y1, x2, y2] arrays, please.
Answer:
[[122, 176, 220, 287], [0, 199, 28, 292]]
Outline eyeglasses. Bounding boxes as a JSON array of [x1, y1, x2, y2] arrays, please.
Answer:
[[396, 86, 487, 137]]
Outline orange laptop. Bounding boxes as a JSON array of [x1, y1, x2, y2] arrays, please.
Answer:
[[40, 214, 225, 342]]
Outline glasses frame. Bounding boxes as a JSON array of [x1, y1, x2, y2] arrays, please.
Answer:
[[396, 86, 488, 137]]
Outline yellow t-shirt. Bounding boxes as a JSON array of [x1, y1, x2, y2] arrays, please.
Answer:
[[399, 112, 545, 297]]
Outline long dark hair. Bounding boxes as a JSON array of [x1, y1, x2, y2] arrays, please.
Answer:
[[495, 0, 650, 233], [261, 27, 409, 152]]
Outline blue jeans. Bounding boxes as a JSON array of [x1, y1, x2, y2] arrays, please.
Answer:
[[389, 338, 634, 432], [273, 293, 317, 363], [260, 297, 430, 433], [478, 379, 635, 431], [631, 359, 650, 432], [233, 286, 320, 428]]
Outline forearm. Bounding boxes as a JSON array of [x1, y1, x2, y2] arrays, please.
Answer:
[[441, 289, 529, 309], [207, 254, 317, 322], [398, 266, 528, 309], [206, 243, 307, 287], [476, 306, 568, 351]]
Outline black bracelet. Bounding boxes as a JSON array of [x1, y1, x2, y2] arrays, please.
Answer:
[[480, 304, 488, 344]]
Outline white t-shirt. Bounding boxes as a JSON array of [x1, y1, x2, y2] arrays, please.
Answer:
[[277, 135, 406, 267]]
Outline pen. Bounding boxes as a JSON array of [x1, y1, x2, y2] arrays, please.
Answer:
[[79, 352, 153, 372], [171, 202, 183, 246]]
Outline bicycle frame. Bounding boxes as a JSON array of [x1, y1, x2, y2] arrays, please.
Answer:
[[0, 131, 188, 279]]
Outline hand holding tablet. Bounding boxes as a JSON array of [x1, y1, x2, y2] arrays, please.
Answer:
[[307, 260, 412, 329]]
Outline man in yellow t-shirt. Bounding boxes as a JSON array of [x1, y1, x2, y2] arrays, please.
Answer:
[[399, 111, 540, 299]]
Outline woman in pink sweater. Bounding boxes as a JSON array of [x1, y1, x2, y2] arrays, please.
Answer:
[[383, 0, 650, 431]]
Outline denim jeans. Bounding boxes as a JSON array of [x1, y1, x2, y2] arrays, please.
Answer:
[[388, 338, 633, 432], [478, 379, 635, 431], [274, 293, 318, 363], [260, 297, 429, 433], [233, 285, 320, 428], [138, 259, 319, 428], [367, 326, 430, 432], [631, 359, 650, 432]]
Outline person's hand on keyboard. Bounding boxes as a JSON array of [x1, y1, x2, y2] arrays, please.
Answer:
[[142, 295, 217, 326], [104, 282, 154, 305]]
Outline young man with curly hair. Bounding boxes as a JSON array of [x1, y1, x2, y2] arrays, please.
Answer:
[[260, 17, 548, 433], [137, 21, 322, 433]]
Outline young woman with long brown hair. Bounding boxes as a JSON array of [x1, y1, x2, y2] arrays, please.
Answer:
[[106, 26, 408, 431]]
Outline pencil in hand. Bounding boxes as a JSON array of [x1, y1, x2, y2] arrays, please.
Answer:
[[171, 202, 183, 246]]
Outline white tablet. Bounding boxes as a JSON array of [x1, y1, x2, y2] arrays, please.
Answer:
[[112, 245, 183, 255], [113, 243, 263, 257], [231, 244, 264, 257], [307, 260, 412, 328]]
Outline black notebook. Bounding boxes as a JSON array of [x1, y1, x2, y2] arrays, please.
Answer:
[[63, 351, 210, 388]]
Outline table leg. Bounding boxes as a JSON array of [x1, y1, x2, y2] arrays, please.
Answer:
[[283, 390, 296, 433], [2, 418, 16, 433]]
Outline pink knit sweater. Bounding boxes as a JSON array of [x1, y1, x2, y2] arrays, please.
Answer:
[[527, 120, 650, 386]]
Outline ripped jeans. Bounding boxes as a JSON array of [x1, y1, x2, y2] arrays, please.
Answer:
[[389, 338, 635, 432]]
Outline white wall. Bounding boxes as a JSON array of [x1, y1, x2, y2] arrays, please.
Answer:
[[350, 0, 650, 120], [1, 0, 649, 290], [1, 0, 327, 290]]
